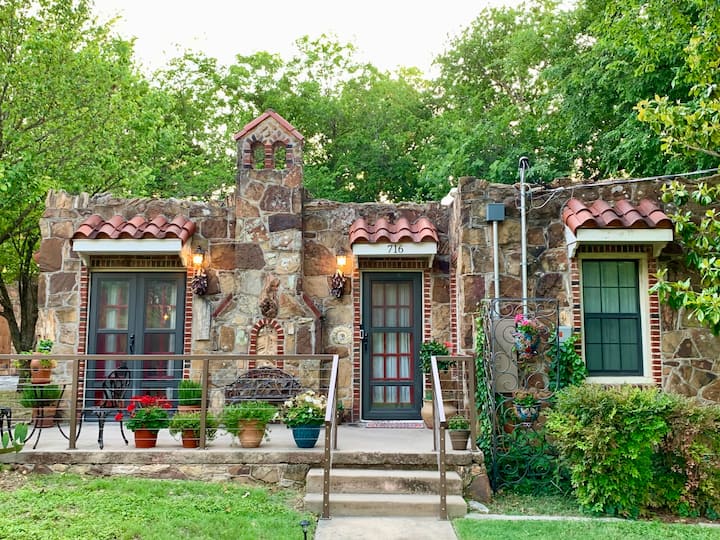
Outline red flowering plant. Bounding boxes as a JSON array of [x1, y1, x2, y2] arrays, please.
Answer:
[[512, 314, 547, 360], [117, 395, 172, 432]]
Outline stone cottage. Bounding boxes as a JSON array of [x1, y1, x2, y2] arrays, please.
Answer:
[[36, 110, 720, 421]]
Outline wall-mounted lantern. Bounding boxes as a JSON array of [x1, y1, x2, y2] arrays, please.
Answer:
[[330, 247, 348, 298], [191, 246, 208, 295]]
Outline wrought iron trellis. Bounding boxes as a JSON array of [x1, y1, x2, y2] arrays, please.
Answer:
[[480, 298, 562, 494]]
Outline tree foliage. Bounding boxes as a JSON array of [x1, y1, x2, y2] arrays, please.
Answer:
[[0, 0, 189, 351], [652, 179, 720, 335]]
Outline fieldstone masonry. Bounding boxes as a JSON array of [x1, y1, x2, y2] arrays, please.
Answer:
[[36, 112, 719, 412]]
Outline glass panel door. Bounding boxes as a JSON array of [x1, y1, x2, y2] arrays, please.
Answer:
[[362, 273, 422, 420], [87, 273, 185, 404]]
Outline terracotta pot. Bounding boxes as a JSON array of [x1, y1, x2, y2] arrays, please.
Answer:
[[32, 406, 57, 428], [448, 429, 470, 451], [181, 429, 200, 448], [177, 405, 201, 414], [29, 359, 52, 384], [133, 429, 159, 448], [420, 400, 457, 429], [238, 419, 265, 448]]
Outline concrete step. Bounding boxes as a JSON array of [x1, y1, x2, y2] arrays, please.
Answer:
[[304, 492, 467, 518], [306, 468, 463, 495]]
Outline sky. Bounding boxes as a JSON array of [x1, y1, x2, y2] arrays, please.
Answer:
[[93, 0, 521, 75]]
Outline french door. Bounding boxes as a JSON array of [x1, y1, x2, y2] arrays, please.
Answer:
[[86, 273, 186, 405], [361, 273, 422, 420]]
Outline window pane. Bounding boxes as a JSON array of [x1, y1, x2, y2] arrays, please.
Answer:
[[373, 356, 384, 378], [386, 285, 397, 305], [145, 280, 177, 330], [372, 308, 384, 326], [386, 358, 397, 378], [399, 386, 411, 404], [98, 281, 129, 330], [583, 259, 642, 376]]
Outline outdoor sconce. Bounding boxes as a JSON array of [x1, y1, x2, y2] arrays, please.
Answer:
[[330, 247, 348, 298], [192, 246, 205, 270], [335, 247, 348, 270], [190, 246, 208, 296]]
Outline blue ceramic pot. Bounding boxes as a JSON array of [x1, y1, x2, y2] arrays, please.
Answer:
[[291, 426, 321, 448]]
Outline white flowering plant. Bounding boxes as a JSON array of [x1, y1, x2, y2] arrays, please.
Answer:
[[281, 390, 328, 428]]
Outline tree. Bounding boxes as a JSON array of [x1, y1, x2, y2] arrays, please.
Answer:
[[0, 0, 185, 352], [652, 179, 720, 335]]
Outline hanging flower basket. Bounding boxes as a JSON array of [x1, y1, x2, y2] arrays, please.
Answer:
[[512, 314, 544, 360]]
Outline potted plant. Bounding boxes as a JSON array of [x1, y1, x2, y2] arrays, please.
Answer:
[[280, 390, 327, 448], [20, 383, 63, 428], [19, 338, 57, 384], [512, 390, 542, 423], [512, 314, 545, 361], [419, 340, 457, 429], [177, 379, 203, 413], [169, 411, 219, 448], [447, 414, 471, 451], [120, 395, 172, 448], [222, 400, 277, 448]]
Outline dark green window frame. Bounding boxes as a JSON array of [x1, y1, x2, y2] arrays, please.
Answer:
[[582, 259, 643, 376]]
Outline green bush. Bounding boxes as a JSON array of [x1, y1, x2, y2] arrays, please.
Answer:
[[546, 384, 720, 519], [168, 411, 218, 441], [222, 401, 277, 436], [659, 395, 720, 519], [546, 384, 673, 517]]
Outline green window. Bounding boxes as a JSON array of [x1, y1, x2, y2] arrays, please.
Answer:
[[582, 260, 642, 375]]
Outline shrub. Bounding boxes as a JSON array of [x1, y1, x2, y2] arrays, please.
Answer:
[[546, 384, 675, 517], [659, 396, 720, 518], [168, 411, 219, 441], [548, 385, 720, 519]]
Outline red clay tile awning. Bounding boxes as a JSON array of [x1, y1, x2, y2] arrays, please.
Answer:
[[72, 214, 196, 260], [349, 217, 438, 265], [349, 216, 438, 245], [562, 198, 673, 257]]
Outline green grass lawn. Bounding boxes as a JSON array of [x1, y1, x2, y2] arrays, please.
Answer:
[[0, 470, 315, 540], [453, 518, 720, 539], [454, 492, 720, 540]]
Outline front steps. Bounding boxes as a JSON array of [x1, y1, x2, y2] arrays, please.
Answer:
[[304, 468, 467, 518]]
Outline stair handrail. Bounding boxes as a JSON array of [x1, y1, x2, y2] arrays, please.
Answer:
[[321, 354, 340, 519], [430, 354, 449, 520]]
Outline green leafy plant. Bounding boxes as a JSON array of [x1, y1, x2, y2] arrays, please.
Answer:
[[120, 395, 172, 432], [280, 390, 327, 428], [0, 423, 28, 454], [546, 384, 675, 517], [17, 338, 56, 369], [447, 415, 469, 430], [548, 333, 587, 391], [168, 411, 218, 441], [20, 384, 63, 408], [419, 340, 453, 373], [222, 400, 277, 436], [512, 390, 540, 408], [178, 379, 203, 407]]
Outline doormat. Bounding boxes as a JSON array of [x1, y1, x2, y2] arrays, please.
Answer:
[[363, 421, 425, 429]]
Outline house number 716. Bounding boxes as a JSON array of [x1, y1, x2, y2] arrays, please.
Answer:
[[387, 244, 404, 254]]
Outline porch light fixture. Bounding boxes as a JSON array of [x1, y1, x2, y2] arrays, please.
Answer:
[[331, 247, 347, 299], [191, 246, 208, 296], [335, 247, 348, 270], [192, 246, 205, 270]]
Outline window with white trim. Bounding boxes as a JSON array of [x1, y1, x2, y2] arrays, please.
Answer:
[[580, 254, 652, 382]]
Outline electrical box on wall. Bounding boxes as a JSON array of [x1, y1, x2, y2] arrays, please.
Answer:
[[557, 326, 572, 343], [486, 203, 505, 222]]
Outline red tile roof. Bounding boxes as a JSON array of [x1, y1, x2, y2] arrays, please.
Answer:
[[349, 216, 439, 245], [233, 109, 304, 142], [562, 198, 672, 234], [73, 214, 196, 243]]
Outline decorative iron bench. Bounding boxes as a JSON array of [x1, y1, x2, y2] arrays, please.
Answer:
[[224, 366, 303, 406]]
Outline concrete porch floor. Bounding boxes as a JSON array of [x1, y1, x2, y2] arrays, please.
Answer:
[[1, 421, 480, 470]]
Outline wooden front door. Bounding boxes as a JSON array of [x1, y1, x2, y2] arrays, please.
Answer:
[[86, 272, 186, 405], [361, 272, 422, 420]]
